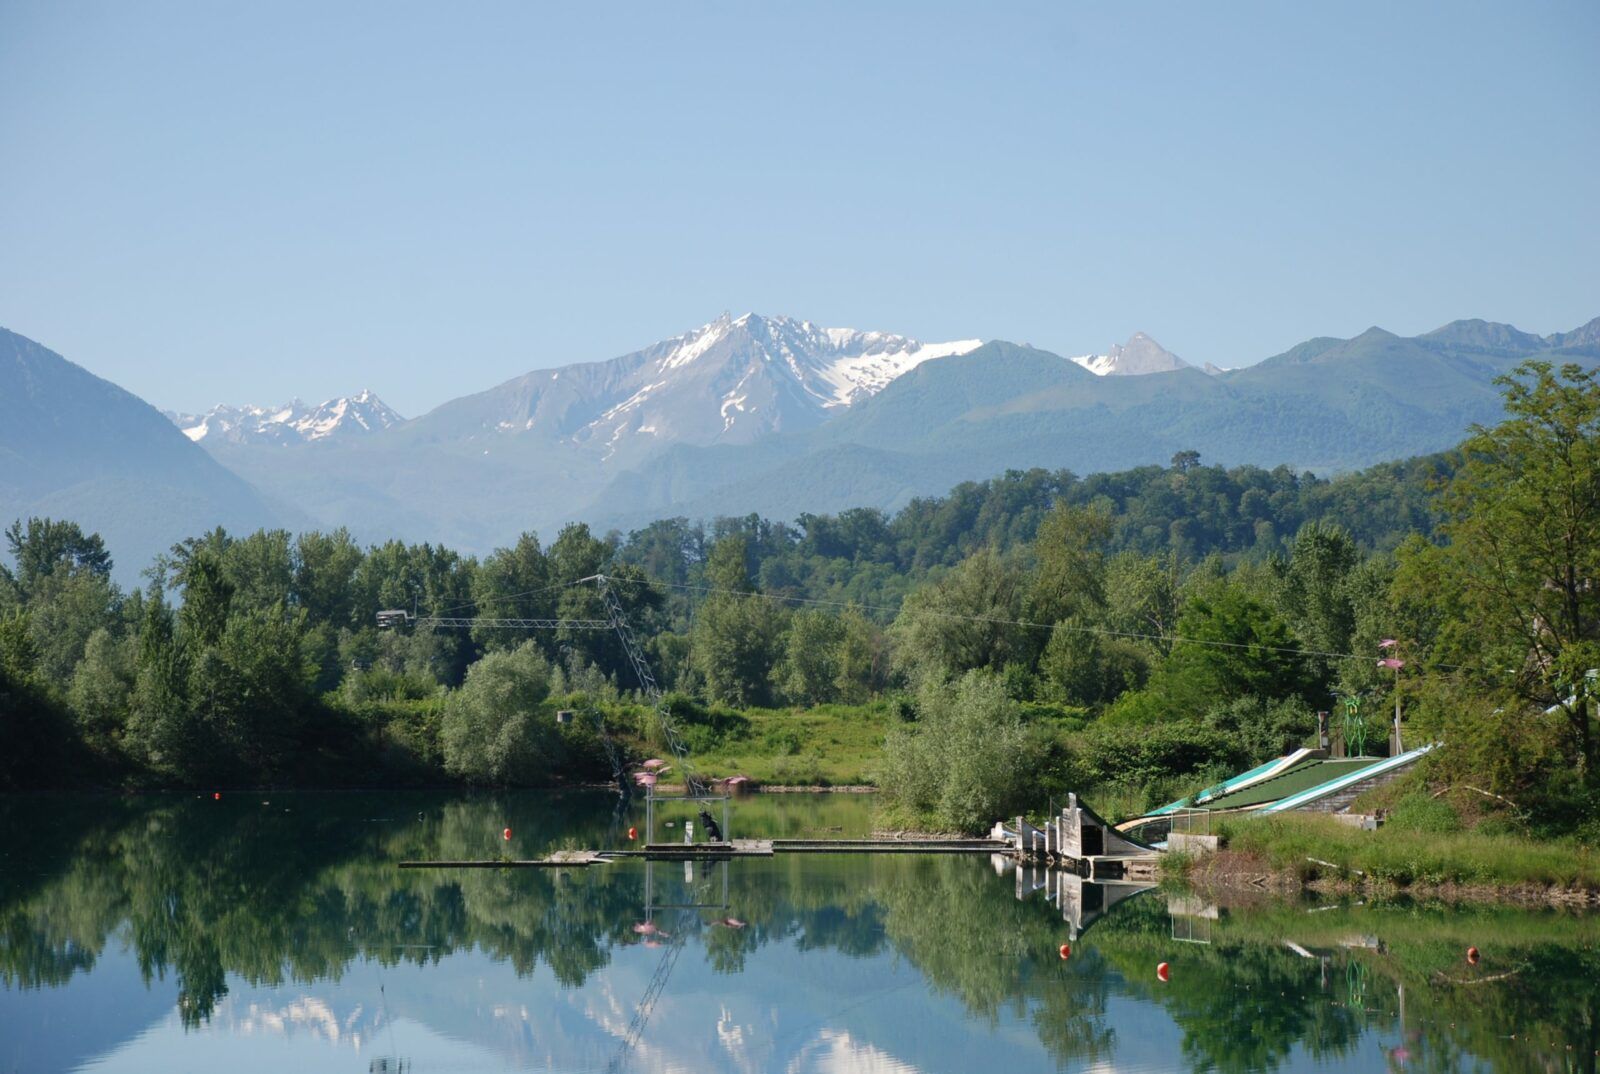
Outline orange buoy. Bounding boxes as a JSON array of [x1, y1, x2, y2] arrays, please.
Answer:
[[1157, 962, 1171, 982], [1467, 946, 1480, 964], [503, 827, 512, 841], [1058, 944, 1071, 960], [628, 826, 638, 841]]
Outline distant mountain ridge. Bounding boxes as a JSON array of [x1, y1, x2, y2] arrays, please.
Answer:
[[166, 390, 403, 445], [0, 328, 293, 583], [5, 312, 1598, 570]]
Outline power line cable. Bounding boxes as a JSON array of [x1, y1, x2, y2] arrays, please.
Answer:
[[423, 577, 594, 619], [607, 575, 1479, 671]]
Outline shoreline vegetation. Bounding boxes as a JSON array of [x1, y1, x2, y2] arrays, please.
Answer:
[[1161, 810, 1600, 904], [3, 360, 1599, 905]]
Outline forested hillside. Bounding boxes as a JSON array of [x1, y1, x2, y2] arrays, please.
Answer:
[[2, 362, 1594, 846]]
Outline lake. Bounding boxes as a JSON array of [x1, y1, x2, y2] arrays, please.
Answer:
[[1, 791, 1594, 1073]]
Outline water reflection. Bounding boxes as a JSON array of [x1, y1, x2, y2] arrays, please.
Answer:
[[1, 792, 1594, 1073]]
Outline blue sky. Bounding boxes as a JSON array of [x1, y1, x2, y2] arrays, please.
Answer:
[[2, 1, 1596, 417]]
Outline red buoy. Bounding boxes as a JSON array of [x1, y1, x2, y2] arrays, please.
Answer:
[[1157, 962, 1171, 982], [213, 792, 221, 801], [1058, 944, 1071, 960], [1467, 946, 1480, 964], [628, 826, 638, 841], [503, 827, 512, 841]]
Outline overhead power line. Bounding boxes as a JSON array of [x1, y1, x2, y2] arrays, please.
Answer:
[[603, 576, 1477, 671]]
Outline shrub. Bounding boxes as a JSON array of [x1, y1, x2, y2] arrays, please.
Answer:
[[880, 671, 1033, 833], [1076, 720, 1242, 791]]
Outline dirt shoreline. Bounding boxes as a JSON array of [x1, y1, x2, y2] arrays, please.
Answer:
[[1185, 848, 1600, 907]]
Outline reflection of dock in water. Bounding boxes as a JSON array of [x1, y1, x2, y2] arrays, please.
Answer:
[[997, 853, 1157, 941], [400, 836, 1008, 868]]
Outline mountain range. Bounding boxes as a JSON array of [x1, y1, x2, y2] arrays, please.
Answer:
[[165, 390, 403, 446], [4, 312, 1597, 581]]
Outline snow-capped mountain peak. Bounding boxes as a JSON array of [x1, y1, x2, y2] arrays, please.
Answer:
[[167, 391, 404, 445], [1069, 332, 1190, 376], [423, 313, 984, 471]]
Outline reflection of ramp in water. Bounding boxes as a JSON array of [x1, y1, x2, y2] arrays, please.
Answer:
[[1010, 860, 1156, 941]]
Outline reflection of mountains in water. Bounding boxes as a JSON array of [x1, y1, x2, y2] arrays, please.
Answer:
[[5, 793, 1598, 1074]]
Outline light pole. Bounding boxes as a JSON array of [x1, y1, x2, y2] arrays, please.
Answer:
[[1378, 639, 1405, 754]]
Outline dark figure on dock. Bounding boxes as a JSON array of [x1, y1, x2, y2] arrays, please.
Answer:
[[698, 809, 723, 842]]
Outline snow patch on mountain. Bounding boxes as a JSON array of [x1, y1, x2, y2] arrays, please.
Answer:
[[1068, 333, 1190, 376], [168, 390, 403, 445], [621, 312, 981, 417], [490, 313, 987, 466]]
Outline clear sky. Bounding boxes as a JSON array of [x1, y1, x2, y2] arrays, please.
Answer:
[[2, 1, 1596, 417]]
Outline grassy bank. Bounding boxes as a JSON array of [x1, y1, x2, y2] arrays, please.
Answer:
[[654, 701, 889, 786], [1210, 812, 1600, 893]]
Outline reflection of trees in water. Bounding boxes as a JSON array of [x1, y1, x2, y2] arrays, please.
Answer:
[[1086, 898, 1363, 1072], [873, 856, 1116, 1065], [1086, 897, 1600, 1074], [3, 795, 1597, 1071]]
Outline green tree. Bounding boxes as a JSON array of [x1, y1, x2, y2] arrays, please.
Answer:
[[1028, 502, 1110, 623], [196, 609, 316, 776], [771, 607, 884, 705], [1271, 522, 1360, 686], [1411, 360, 1600, 781], [1108, 584, 1313, 724], [3, 518, 111, 598], [68, 627, 137, 749], [889, 549, 1032, 683], [221, 529, 294, 614], [0, 609, 74, 788], [23, 565, 121, 684], [440, 641, 557, 784], [471, 532, 553, 653], [773, 609, 846, 705], [178, 550, 234, 648], [689, 537, 785, 707], [292, 529, 363, 626], [1038, 618, 1149, 707], [126, 594, 205, 781]]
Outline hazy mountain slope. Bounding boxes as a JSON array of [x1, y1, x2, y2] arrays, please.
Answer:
[[192, 313, 981, 548], [0, 328, 291, 582], [1068, 332, 1191, 376], [582, 318, 1592, 530], [379, 312, 979, 465], [143, 312, 1597, 553]]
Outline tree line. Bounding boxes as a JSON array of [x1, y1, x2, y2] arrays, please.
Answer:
[[2, 361, 1595, 842]]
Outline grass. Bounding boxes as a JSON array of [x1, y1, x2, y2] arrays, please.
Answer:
[[674, 702, 890, 786], [1216, 812, 1600, 889]]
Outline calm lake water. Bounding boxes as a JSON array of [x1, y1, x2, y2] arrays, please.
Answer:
[[1, 791, 1594, 1074]]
